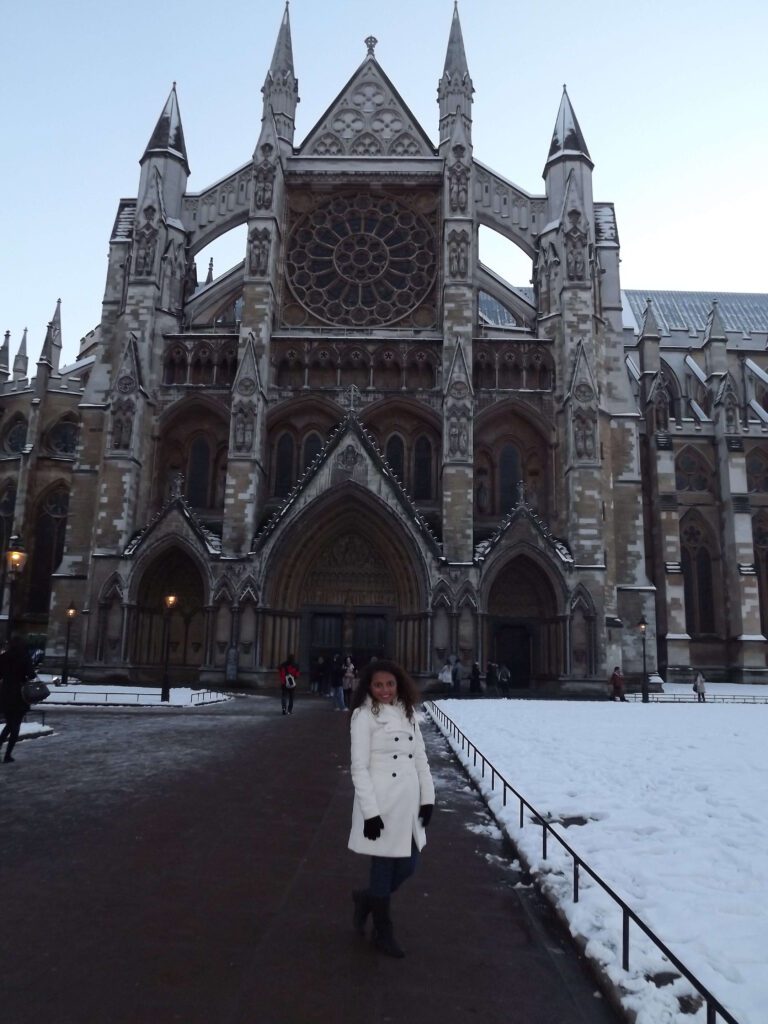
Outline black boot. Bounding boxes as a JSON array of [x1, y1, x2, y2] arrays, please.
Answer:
[[352, 889, 371, 936], [370, 896, 404, 958]]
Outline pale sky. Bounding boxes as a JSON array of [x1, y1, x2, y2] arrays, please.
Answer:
[[2, 0, 766, 367]]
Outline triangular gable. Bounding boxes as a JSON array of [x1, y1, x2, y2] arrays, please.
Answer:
[[233, 330, 265, 400], [123, 496, 222, 557], [444, 338, 474, 398], [111, 332, 147, 399], [252, 413, 441, 556], [474, 500, 573, 568], [299, 58, 436, 157], [566, 338, 598, 403]]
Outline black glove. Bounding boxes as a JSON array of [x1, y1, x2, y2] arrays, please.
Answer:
[[419, 804, 434, 828], [363, 815, 384, 841]]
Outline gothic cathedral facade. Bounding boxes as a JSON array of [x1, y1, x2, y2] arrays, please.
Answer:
[[3, 7, 768, 687]]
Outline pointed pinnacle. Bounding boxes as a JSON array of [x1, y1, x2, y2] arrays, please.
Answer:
[[142, 84, 190, 173], [546, 86, 592, 168]]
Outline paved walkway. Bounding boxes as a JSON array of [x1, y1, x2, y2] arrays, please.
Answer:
[[1, 693, 619, 1024]]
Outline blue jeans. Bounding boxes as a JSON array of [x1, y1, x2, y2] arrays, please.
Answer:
[[369, 840, 419, 898], [332, 685, 345, 710]]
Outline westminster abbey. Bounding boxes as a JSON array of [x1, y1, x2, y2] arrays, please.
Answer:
[[2, 5, 768, 687]]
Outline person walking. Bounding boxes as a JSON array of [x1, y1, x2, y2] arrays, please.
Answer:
[[348, 659, 435, 958], [469, 661, 481, 696], [609, 666, 626, 702], [342, 655, 356, 709], [278, 654, 300, 715], [485, 661, 498, 697], [498, 663, 511, 698], [330, 653, 346, 710], [451, 655, 462, 696], [693, 671, 706, 703], [310, 655, 327, 695], [0, 636, 35, 763]]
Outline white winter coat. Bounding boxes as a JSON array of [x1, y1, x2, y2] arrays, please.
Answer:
[[348, 698, 435, 858]]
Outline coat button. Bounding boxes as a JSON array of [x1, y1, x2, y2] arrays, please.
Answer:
[[393, 754, 398, 759], [395, 737, 399, 741], [409, 754, 413, 758], [392, 772, 397, 777], [409, 736, 413, 741]]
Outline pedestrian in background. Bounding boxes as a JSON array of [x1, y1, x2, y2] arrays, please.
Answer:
[[609, 666, 626, 702], [342, 654, 357, 709], [694, 671, 706, 703], [0, 636, 35, 763], [348, 659, 435, 958], [485, 661, 498, 697], [498, 663, 511, 698], [451, 655, 462, 696], [469, 661, 481, 696], [278, 654, 300, 715], [331, 653, 346, 711]]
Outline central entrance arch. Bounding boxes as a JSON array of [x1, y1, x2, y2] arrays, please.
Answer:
[[262, 488, 428, 673], [486, 553, 563, 687]]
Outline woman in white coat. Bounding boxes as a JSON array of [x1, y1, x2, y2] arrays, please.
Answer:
[[348, 659, 435, 958]]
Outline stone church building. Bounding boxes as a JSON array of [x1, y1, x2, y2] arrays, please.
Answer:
[[2, 6, 768, 688]]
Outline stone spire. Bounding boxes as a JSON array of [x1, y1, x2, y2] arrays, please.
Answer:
[[262, 2, 299, 147], [438, 2, 473, 145], [704, 298, 728, 342], [0, 331, 9, 382], [545, 86, 593, 172], [205, 258, 214, 285], [37, 298, 63, 374], [141, 83, 190, 175], [13, 328, 28, 380], [640, 298, 661, 340]]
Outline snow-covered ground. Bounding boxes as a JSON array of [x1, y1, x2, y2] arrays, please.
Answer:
[[429, 693, 768, 1024]]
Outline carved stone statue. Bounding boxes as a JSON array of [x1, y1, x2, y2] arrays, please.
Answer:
[[448, 149, 469, 213], [253, 144, 277, 210], [134, 205, 158, 277], [248, 228, 271, 276]]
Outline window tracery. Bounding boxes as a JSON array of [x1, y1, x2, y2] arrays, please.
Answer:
[[675, 448, 713, 492], [680, 515, 716, 635]]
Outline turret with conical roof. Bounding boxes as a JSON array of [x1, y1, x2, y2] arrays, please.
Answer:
[[544, 86, 594, 223], [262, 3, 299, 151], [438, 2, 473, 146], [138, 84, 189, 223]]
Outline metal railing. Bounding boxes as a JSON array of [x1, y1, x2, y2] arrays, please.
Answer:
[[46, 689, 226, 706], [426, 700, 740, 1024], [627, 693, 768, 704]]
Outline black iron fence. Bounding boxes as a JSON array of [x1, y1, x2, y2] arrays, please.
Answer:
[[426, 700, 740, 1024]]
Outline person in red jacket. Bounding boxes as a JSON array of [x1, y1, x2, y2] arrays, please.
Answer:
[[278, 654, 300, 715]]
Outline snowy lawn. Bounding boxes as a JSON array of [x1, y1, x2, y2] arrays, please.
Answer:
[[429, 696, 768, 1024]]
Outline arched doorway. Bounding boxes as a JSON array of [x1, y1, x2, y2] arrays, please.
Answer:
[[486, 554, 562, 687], [133, 548, 206, 682], [262, 490, 428, 673]]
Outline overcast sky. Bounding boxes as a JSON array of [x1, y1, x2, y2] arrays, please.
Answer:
[[2, 0, 766, 367]]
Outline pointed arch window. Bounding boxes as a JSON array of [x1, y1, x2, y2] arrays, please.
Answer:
[[752, 514, 768, 636], [163, 346, 187, 385], [3, 416, 27, 455], [29, 485, 69, 613], [499, 443, 522, 513], [386, 435, 405, 484], [274, 433, 295, 497], [47, 415, 79, 455], [302, 433, 323, 473], [747, 449, 768, 493], [413, 436, 433, 501], [0, 482, 16, 553], [187, 437, 211, 507], [675, 448, 712, 492], [680, 516, 716, 635]]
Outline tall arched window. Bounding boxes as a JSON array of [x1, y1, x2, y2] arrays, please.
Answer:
[[302, 433, 323, 472], [386, 435, 405, 483], [29, 485, 69, 613], [274, 434, 295, 497], [499, 443, 521, 513], [681, 516, 715, 635], [747, 449, 768, 492], [675, 448, 712, 492], [413, 436, 432, 500], [753, 513, 768, 636], [187, 437, 211, 507], [0, 482, 16, 552]]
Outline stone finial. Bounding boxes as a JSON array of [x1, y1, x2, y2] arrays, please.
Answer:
[[365, 35, 378, 57]]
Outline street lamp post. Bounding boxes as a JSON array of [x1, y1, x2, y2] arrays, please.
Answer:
[[638, 614, 649, 703], [5, 536, 27, 641], [161, 593, 177, 702], [61, 602, 77, 686]]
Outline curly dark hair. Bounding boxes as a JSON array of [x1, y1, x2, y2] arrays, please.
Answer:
[[350, 659, 421, 721]]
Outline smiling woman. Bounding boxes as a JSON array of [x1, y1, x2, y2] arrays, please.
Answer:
[[347, 659, 434, 958]]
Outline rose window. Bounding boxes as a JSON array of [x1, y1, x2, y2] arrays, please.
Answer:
[[284, 194, 437, 327]]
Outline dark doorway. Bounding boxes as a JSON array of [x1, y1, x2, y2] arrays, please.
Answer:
[[307, 609, 389, 671], [494, 624, 531, 688]]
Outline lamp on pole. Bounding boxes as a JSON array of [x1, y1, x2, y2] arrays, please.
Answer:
[[61, 602, 77, 686], [5, 536, 27, 641], [161, 593, 177, 703], [638, 614, 649, 703]]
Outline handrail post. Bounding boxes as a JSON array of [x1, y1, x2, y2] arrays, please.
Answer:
[[622, 909, 630, 971], [542, 822, 548, 860], [573, 859, 579, 902]]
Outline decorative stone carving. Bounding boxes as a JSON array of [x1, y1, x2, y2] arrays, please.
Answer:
[[233, 405, 255, 453], [573, 412, 596, 459], [565, 210, 587, 282], [253, 143, 276, 211], [170, 471, 185, 498], [248, 227, 271, 276], [111, 399, 134, 451], [336, 444, 362, 472], [448, 145, 469, 213], [237, 376, 256, 396], [134, 204, 158, 277], [447, 229, 469, 278]]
